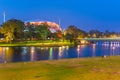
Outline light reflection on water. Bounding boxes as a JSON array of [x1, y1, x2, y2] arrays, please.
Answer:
[[1, 41, 120, 63], [49, 47, 53, 60]]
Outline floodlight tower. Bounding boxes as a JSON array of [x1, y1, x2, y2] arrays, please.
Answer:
[[3, 11, 6, 23], [58, 18, 61, 28]]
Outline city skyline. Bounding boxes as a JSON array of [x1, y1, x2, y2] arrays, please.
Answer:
[[1, 0, 120, 32]]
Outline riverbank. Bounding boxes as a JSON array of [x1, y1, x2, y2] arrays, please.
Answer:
[[0, 41, 74, 47], [0, 56, 120, 80]]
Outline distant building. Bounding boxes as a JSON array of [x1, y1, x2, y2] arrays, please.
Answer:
[[25, 21, 61, 33]]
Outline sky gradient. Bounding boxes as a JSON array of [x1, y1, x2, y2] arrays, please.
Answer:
[[0, 0, 120, 32]]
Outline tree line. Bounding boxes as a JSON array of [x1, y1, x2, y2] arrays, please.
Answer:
[[0, 19, 119, 43]]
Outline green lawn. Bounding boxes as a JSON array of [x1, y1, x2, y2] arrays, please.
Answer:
[[0, 56, 120, 80], [0, 40, 74, 47]]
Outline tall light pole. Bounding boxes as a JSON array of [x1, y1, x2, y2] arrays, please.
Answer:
[[58, 18, 64, 41], [58, 18, 61, 28], [3, 11, 6, 23]]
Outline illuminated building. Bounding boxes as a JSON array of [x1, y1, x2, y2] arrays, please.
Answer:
[[25, 21, 61, 33]]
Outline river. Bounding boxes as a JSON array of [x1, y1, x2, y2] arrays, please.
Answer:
[[0, 41, 120, 63]]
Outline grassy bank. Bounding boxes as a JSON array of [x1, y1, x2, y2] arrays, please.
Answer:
[[0, 56, 120, 80], [0, 40, 74, 47]]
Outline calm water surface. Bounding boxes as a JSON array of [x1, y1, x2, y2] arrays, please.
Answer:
[[0, 41, 120, 63]]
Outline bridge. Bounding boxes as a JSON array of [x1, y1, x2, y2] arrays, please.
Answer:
[[79, 38, 120, 41]]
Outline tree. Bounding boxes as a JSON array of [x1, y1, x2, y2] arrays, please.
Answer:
[[49, 30, 63, 41], [24, 22, 35, 40], [65, 25, 86, 42], [12, 19, 24, 40], [56, 30, 63, 39], [88, 30, 102, 38], [65, 33, 74, 43], [0, 19, 24, 42], [35, 24, 50, 40]]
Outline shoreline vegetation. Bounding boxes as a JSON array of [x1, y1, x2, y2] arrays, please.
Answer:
[[0, 40, 75, 47], [0, 56, 120, 80], [0, 19, 119, 47]]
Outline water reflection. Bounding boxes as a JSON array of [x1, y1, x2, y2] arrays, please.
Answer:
[[1, 41, 120, 63], [0, 47, 5, 63], [30, 47, 35, 61], [49, 48, 53, 60], [102, 41, 120, 56], [58, 46, 66, 59], [6, 47, 14, 62], [91, 44, 96, 57], [77, 45, 81, 58], [0, 47, 14, 63]]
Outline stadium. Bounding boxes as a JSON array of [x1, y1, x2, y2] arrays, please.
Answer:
[[25, 21, 61, 32]]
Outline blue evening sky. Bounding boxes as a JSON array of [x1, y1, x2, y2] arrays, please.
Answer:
[[0, 0, 120, 32]]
